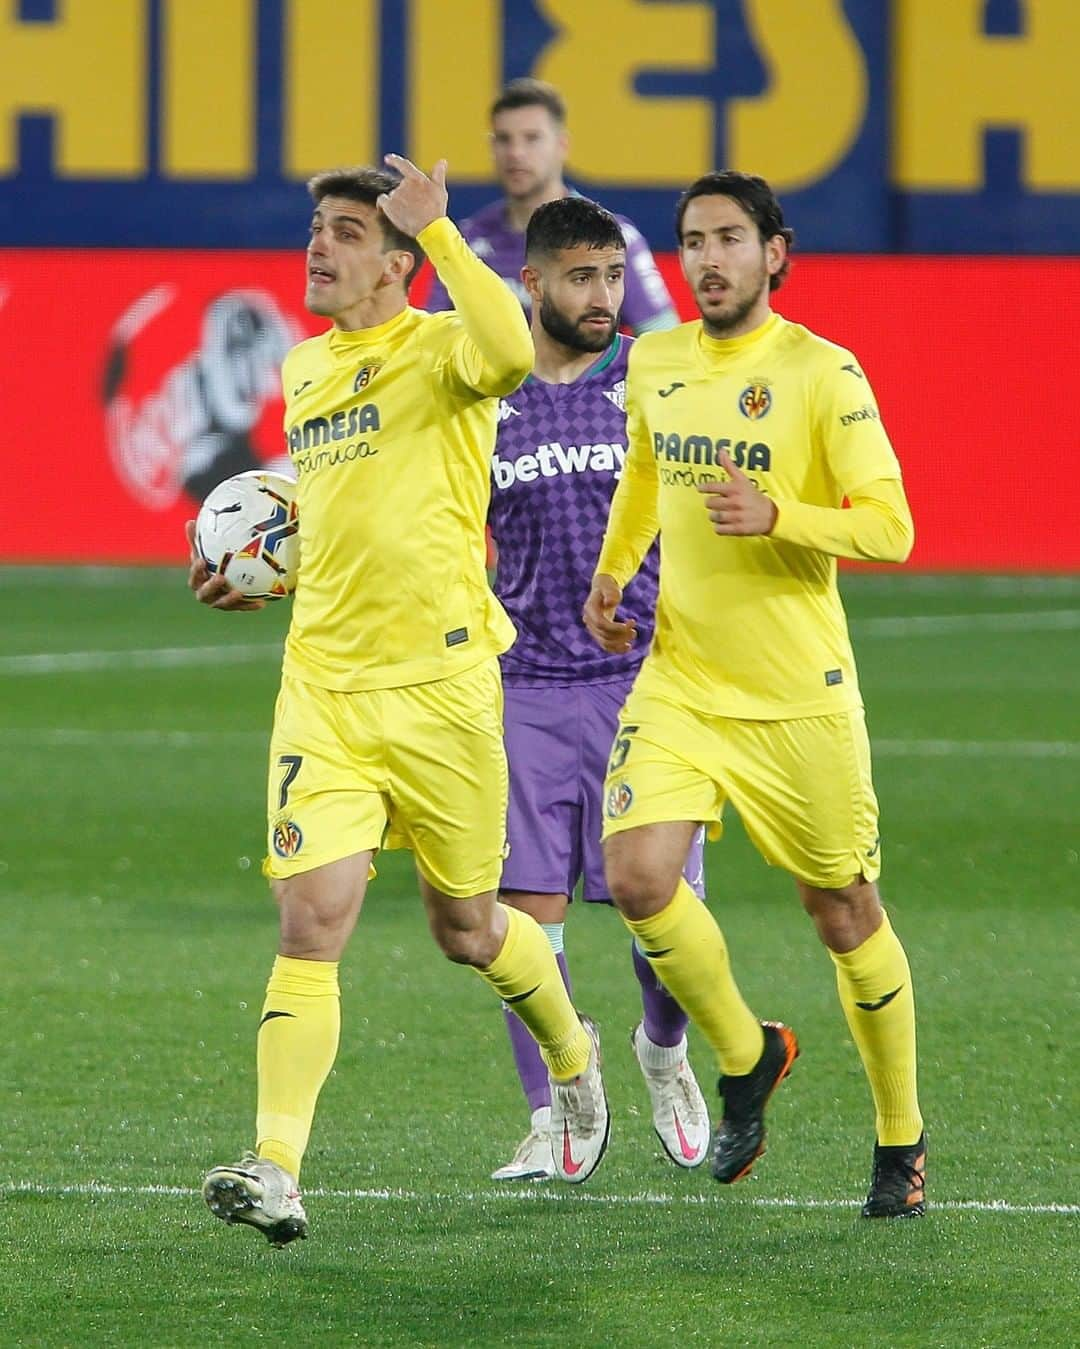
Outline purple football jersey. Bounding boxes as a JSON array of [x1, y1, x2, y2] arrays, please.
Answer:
[[489, 334, 658, 684], [427, 197, 677, 334]]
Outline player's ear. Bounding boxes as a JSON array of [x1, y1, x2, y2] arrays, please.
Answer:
[[766, 233, 786, 280], [385, 248, 414, 288], [521, 264, 543, 305]]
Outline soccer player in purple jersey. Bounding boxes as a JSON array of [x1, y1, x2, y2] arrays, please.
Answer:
[[427, 79, 679, 336], [486, 195, 710, 1181]]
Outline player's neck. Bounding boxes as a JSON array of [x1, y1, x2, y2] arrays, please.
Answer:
[[531, 330, 611, 385], [505, 180, 568, 233], [330, 289, 408, 334]]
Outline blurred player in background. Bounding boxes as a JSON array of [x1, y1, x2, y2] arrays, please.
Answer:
[[585, 171, 926, 1218], [190, 157, 612, 1247], [426, 79, 679, 335], [487, 196, 709, 1181]]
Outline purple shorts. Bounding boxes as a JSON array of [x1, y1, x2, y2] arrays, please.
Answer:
[[501, 680, 706, 902]]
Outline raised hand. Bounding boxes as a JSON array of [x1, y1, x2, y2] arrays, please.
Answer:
[[696, 447, 778, 536], [583, 573, 637, 654], [377, 155, 449, 238]]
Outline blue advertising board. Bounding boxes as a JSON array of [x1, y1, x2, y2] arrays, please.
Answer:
[[1, 0, 1077, 252]]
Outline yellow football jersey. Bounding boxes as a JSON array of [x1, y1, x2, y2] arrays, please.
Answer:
[[597, 312, 914, 719], [280, 218, 531, 691]]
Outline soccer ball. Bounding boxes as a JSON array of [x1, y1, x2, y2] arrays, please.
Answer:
[[195, 470, 299, 600]]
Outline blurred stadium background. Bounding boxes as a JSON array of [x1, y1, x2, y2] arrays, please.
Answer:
[[3, 0, 1078, 567], [3, 4, 1078, 1346]]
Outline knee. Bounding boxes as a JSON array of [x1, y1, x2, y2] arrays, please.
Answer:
[[605, 856, 673, 919], [799, 877, 882, 949], [431, 921, 499, 968]]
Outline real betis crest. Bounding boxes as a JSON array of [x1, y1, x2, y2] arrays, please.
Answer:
[[603, 379, 626, 410]]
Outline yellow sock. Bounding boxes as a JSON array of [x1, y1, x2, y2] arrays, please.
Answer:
[[622, 879, 762, 1075], [477, 905, 590, 1080], [255, 955, 341, 1179], [830, 912, 922, 1145]]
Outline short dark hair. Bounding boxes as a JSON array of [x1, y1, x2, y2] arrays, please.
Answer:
[[525, 196, 625, 263], [491, 78, 566, 125], [675, 171, 795, 291], [306, 166, 426, 289]]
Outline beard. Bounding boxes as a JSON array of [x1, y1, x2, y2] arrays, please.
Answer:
[[539, 293, 617, 352], [696, 258, 769, 336]]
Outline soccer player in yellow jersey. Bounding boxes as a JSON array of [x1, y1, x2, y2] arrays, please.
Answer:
[[584, 171, 926, 1219], [189, 157, 610, 1246]]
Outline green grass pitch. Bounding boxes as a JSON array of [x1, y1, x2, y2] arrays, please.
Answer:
[[2, 568, 1077, 1347]]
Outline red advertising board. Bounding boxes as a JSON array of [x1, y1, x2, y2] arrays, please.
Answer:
[[4, 250, 1078, 568]]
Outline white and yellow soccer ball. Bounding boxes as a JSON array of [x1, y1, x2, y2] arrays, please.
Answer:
[[195, 470, 299, 600]]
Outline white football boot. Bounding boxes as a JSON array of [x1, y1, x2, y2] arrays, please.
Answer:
[[490, 1107, 556, 1182], [548, 1017, 610, 1184], [632, 1022, 710, 1168], [202, 1152, 308, 1247]]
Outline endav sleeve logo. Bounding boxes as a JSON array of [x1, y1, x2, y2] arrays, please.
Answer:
[[839, 403, 879, 427]]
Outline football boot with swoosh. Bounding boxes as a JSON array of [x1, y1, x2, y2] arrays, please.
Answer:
[[548, 1016, 610, 1184], [632, 1022, 710, 1168]]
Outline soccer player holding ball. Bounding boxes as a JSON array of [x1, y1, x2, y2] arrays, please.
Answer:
[[188, 157, 610, 1247], [584, 171, 926, 1218]]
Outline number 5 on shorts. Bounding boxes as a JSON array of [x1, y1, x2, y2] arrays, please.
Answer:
[[608, 724, 639, 773], [277, 754, 303, 808]]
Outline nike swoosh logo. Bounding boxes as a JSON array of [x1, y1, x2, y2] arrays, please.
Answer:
[[503, 984, 541, 1005], [856, 985, 903, 1012], [658, 381, 685, 398], [293, 380, 313, 396], [259, 1010, 296, 1026], [865, 836, 881, 859], [639, 947, 673, 959], [673, 1108, 699, 1161], [842, 363, 864, 379], [561, 1121, 583, 1177]]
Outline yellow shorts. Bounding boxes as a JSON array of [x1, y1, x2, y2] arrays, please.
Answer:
[[264, 658, 508, 897], [601, 689, 882, 889]]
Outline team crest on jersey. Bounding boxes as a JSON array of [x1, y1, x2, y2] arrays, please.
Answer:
[[605, 780, 634, 819], [738, 380, 772, 420], [353, 362, 382, 392], [603, 379, 626, 411], [271, 819, 303, 858]]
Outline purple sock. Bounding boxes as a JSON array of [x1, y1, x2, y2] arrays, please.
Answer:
[[503, 950, 573, 1112], [632, 939, 688, 1048]]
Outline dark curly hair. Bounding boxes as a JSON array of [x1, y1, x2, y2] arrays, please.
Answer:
[[675, 171, 795, 290]]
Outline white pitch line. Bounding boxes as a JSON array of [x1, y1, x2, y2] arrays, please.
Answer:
[[2, 610, 1077, 677], [851, 609, 1080, 636], [1, 1181, 1075, 1216], [0, 644, 281, 675], [0, 728, 266, 747], [875, 739, 1080, 759], [1, 730, 1076, 760]]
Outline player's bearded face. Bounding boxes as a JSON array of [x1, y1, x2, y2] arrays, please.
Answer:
[[679, 196, 774, 336], [539, 292, 617, 351], [537, 247, 625, 352]]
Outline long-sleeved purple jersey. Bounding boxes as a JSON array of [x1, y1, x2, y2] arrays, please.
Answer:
[[488, 334, 659, 685], [428, 198, 678, 335]]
